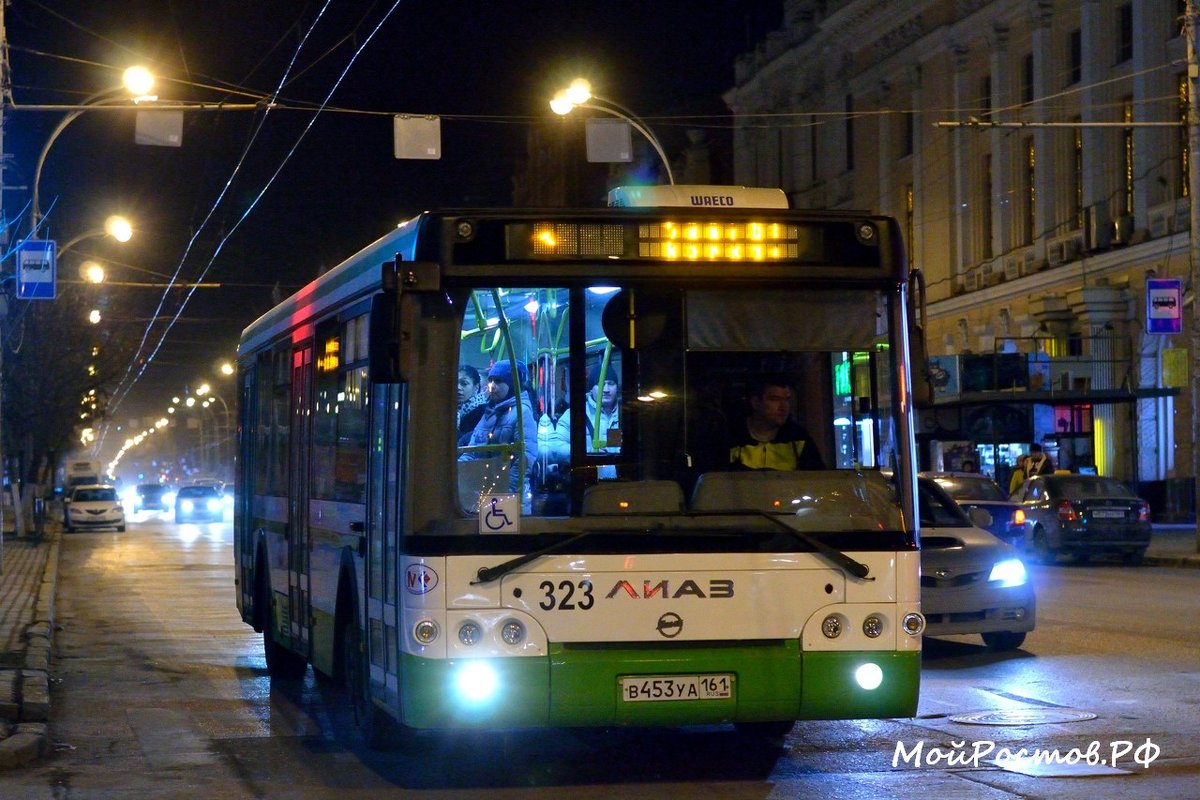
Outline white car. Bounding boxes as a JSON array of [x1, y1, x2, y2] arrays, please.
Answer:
[[918, 477, 1036, 651], [64, 484, 126, 532]]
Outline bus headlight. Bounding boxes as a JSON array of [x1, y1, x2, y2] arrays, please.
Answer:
[[455, 661, 498, 703], [902, 612, 925, 636], [862, 614, 884, 638], [855, 662, 884, 690], [458, 621, 482, 646], [821, 614, 844, 638], [413, 619, 439, 645]]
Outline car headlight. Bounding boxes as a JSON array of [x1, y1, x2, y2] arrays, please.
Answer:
[[988, 558, 1028, 587], [181, 500, 194, 513], [206, 499, 222, 512]]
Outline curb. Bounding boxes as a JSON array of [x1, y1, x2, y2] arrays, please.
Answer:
[[0, 529, 59, 769]]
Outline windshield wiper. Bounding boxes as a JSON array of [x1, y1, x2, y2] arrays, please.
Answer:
[[745, 510, 873, 580], [472, 532, 595, 584]]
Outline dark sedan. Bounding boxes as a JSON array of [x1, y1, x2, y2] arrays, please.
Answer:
[[1011, 474, 1151, 564], [921, 472, 1025, 545], [133, 483, 174, 512], [174, 485, 224, 524]]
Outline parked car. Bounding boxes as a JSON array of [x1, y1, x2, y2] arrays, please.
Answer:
[[174, 485, 225, 524], [921, 471, 1026, 545], [918, 477, 1035, 651], [64, 484, 126, 533], [132, 483, 175, 512], [1010, 473, 1151, 564]]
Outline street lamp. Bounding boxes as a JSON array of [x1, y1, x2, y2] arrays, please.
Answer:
[[32, 67, 155, 231], [550, 78, 676, 185], [59, 215, 135, 257]]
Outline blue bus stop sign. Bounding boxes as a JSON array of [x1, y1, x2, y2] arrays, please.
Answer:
[[1146, 278, 1181, 334], [16, 239, 57, 300]]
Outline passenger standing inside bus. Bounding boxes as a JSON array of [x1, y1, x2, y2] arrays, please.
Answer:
[[459, 360, 538, 494], [456, 365, 488, 446], [727, 374, 825, 470], [583, 367, 621, 453]]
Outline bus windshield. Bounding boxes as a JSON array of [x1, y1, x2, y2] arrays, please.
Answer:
[[451, 283, 902, 530]]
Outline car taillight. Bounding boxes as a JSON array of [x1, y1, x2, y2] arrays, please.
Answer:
[[1012, 508, 1025, 526], [1138, 501, 1150, 522], [1057, 500, 1079, 523]]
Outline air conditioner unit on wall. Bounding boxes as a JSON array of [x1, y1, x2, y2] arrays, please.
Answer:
[[1004, 258, 1021, 281], [1023, 250, 1038, 274], [964, 270, 980, 292], [1047, 234, 1082, 266], [1148, 207, 1170, 238]]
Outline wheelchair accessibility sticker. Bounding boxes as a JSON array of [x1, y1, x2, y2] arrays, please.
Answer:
[[479, 494, 520, 534]]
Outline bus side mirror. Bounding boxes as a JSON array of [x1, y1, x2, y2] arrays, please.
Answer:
[[368, 291, 399, 383], [369, 259, 440, 383]]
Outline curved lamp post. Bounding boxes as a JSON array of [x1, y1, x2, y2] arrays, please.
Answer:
[[550, 78, 676, 185], [58, 214, 135, 257], [32, 66, 155, 232]]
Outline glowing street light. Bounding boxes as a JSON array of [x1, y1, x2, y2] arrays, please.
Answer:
[[88, 309, 102, 324], [33, 67, 155, 230], [59, 214, 135, 257], [550, 78, 675, 185], [81, 261, 106, 284]]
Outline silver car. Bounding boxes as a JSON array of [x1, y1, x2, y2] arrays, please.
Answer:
[[918, 478, 1036, 651]]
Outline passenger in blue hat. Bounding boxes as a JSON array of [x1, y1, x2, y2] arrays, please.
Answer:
[[459, 359, 538, 497]]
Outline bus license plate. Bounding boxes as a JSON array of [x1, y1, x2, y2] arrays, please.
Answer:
[[620, 674, 733, 702]]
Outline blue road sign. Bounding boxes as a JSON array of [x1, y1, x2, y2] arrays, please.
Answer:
[[16, 239, 57, 300], [1146, 278, 1181, 334]]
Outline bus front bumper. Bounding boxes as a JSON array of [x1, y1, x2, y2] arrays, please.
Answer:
[[398, 643, 919, 729]]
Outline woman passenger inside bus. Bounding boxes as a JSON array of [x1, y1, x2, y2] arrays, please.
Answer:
[[458, 359, 539, 498], [456, 365, 488, 446]]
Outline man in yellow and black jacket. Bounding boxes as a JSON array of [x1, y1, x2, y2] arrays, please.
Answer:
[[728, 374, 825, 471]]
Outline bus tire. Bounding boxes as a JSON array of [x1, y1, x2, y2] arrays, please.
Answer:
[[340, 620, 392, 749], [259, 578, 307, 680]]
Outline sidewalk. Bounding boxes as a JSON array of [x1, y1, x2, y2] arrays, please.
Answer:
[[0, 519, 1195, 770], [0, 522, 58, 768]]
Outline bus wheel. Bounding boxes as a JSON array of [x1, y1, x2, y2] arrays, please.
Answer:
[[341, 622, 392, 749], [260, 584, 307, 680]]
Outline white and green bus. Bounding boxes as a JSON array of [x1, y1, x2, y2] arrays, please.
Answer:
[[235, 186, 924, 742]]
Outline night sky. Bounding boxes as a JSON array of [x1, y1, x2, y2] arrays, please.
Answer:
[[3, 0, 781, 446]]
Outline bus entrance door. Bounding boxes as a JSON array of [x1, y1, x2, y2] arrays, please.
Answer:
[[366, 383, 403, 709], [287, 344, 313, 656]]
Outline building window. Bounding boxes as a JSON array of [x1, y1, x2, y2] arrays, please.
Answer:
[[981, 153, 994, 260], [901, 111, 914, 158], [845, 94, 855, 172], [1117, 4, 1133, 64], [980, 76, 992, 114], [1068, 29, 1081, 86], [1022, 53, 1034, 104], [1072, 120, 1084, 229], [1122, 97, 1134, 216], [1180, 74, 1190, 198], [1024, 137, 1036, 245]]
